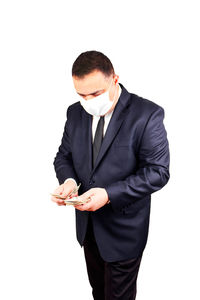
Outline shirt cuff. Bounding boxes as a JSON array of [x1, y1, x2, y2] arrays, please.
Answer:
[[64, 178, 77, 186]]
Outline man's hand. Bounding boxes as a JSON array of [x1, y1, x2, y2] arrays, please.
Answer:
[[51, 180, 78, 206], [74, 188, 109, 211]]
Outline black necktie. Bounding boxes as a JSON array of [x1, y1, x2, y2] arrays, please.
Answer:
[[92, 116, 105, 168]]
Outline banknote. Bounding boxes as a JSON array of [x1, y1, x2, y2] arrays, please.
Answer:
[[64, 196, 91, 206], [51, 183, 90, 205], [51, 183, 81, 199]]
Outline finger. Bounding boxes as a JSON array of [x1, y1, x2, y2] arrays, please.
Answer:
[[74, 201, 92, 211], [51, 196, 59, 202], [53, 185, 64, 195], [51, 196, 65, 204], [67, 193, 78, 200], [73, 195, 92, 206], [72, 192, 78, 197], [56, 198, 66, 205], [74, 205, 86, 211], [58, 200, 65, 204], [78, 192, 93, 202], [59, 187, 64, 195], [62, 188, 77, 198]]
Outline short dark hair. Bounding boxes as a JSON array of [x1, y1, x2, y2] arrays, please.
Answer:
[[72, 50, 115, 79]]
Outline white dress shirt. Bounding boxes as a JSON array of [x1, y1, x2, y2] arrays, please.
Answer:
[[64, 83, 122, 185]]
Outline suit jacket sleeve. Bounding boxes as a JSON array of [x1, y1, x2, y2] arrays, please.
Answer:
[[53, 106, 79, 185], [105, 106, 170, 212]]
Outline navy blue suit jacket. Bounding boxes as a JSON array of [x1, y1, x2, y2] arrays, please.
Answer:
[[53, 83, 170, 262]]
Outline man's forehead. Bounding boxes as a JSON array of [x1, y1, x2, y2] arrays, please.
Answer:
[[73, 71, 110, 95]]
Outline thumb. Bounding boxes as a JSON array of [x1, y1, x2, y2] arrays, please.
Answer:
[[78, 189, 94, 201]]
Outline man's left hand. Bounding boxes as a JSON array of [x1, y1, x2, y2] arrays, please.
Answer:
[[74, 188, 109, 211]]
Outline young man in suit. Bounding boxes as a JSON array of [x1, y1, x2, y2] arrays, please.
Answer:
[[51, 50, 170, 299]]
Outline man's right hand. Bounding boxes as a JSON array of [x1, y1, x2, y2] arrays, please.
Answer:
[[51, 180, 78, 206]]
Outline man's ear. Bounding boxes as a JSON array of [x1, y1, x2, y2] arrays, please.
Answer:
[[114, 74, 119, 85]]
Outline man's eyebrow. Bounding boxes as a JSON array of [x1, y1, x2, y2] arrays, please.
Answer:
[[77, 89, 104, 96]]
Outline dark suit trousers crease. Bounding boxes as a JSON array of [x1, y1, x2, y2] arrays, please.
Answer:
[[83, 214, 143, 300]]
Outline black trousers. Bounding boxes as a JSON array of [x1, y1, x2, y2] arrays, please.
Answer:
[[83, 215, 143, 300]]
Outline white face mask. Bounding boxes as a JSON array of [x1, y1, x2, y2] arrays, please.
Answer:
[[78, 79, 117, 116]]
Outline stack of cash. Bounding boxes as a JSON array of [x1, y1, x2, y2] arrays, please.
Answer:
[[51, 183, 91, 205]]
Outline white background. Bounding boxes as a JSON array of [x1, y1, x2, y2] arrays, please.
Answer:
[[0, 0, 199, 299]]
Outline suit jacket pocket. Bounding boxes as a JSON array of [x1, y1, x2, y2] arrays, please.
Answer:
[[122, 196, 150, 216]]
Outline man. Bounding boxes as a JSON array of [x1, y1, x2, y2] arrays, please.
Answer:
[[52, 50, 170, 300]]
